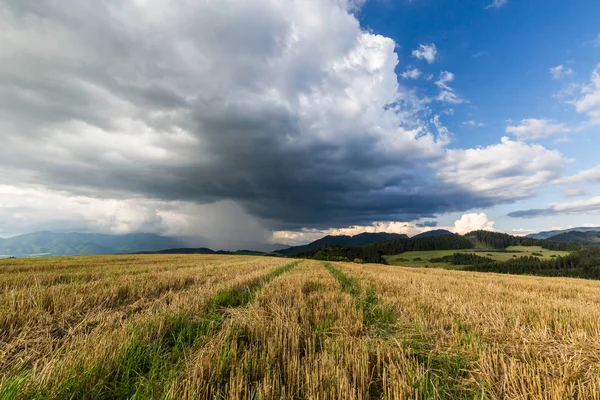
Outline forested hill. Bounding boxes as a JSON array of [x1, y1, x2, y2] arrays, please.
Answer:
[[290, 230, 583, 264], [547, 231, 600, 246], [466, 230, 581, 251], [412, 229, 453, 238], [275, 232, 408, 255], [465, 246, 600, 280], [526, 227, 600, 239], [285, 229, 600, 280], [283, 230, 582, 262], [292, 233, 474, 263]]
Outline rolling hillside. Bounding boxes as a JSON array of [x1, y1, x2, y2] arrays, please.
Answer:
[[548, 230, 600, 246], [275, 232, 408, 255], [412, 229, 453, 238]]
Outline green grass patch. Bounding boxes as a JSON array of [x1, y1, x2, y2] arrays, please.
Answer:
[[385, 246, 570, 269], [322, 263, 484, 398], [400, 324, 483, 399], [211, 261, 299, 309], [357, 285, 396, 335], [323, 262, 359, 296], [323, 263, 396, 335]]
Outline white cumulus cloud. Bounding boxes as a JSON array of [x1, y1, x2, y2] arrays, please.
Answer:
[[549, 64, 574, 80], [435, 71, 464, 104], [462, 120, 485, 127], [453, 213, 495, 234], [401, 68, 421, 79], [485, 0, 508, 9], [438, 137, 567, 200], [556, 165, 600, 185], [569, 65, 600, 126], [412, 43, 438, 64], [506, 118, 569, 140]]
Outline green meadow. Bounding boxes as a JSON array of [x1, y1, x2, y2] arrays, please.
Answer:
[[384, 245, 570, 269]]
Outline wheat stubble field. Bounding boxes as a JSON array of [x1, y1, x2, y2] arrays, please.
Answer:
[[1, 255, 600, 399]]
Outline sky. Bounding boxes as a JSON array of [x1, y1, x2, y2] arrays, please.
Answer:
[[1, 0, 600, 249]]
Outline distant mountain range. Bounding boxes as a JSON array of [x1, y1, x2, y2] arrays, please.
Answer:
[[526, 227, 600, 240], [0, 231, 291, 257], [0, 230, 458, 257], [275, 232, 410, 255], [522, 227, 600, 246], [141, 230, 456, 256], [7, 226, 595, 258], [0, 232, 189, 257]]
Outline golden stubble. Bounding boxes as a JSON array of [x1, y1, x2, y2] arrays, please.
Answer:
[[2, 255, 600, 399]]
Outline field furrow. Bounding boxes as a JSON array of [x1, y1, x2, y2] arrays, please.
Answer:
[[172, 261, 437, 399], [170, 260, 366, 399], [324, 261, 477, 399]]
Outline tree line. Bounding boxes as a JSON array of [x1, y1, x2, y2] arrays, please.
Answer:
[[291, 234, 474, 263], [467, 230, 581, 251], [289, 231, 590, 277], [430, 253, 494, 265], [464, 247, 600, 279]]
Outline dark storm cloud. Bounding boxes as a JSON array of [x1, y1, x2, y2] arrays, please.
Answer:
[[508, 197, 600, 219], [0, 0, 568, 235], [507, 209, 550, 218], [416, 221, 438, 228]]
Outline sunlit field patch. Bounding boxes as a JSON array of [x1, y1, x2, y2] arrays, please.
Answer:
[[385, 245, 570, 269]]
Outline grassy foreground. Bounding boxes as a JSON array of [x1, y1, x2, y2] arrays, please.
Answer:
[[1, 255, 599, 399]]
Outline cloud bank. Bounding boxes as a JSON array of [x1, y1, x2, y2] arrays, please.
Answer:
[[508, 197, 600, 218], [506, 119, 569, 140], [0, 0, 568, 244], [272, 212, 495, 245]]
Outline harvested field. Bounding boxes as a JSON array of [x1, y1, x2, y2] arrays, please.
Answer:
[[1, 255, 599, 399]]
